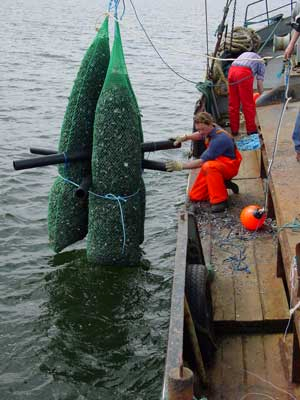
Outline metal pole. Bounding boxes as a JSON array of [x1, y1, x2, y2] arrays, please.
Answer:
[[265, 0, 270, 25]]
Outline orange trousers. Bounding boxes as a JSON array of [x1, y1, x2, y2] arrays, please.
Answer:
[[189, 151, 242, 204], [228, 66, 257, 133]]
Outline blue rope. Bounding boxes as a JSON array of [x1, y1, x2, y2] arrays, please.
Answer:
[[58, 174, 140, 254], [107, 0, 120, 18], [108, 0, 114, 13], [277, 218, 300, 232], [235, 133, 261, 151]]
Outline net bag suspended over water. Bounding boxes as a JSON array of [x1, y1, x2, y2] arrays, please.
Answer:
[[48, 17, 110, 252], [87, 21, 145, 265]]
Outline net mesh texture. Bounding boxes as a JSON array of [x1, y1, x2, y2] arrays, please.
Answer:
[[87, 22, 145, 266], [48, 17, 110, 252]]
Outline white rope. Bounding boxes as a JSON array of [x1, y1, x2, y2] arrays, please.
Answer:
[[284, 255, 300, 339], [241, 392, 274, 400], [262, 62, 292, 212], [243, 369, 297, 400]]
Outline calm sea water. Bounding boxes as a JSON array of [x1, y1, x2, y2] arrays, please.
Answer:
[[0, 0, 261, 399]]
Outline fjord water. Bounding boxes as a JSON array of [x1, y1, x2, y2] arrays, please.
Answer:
[[1, 0, 249, 398]]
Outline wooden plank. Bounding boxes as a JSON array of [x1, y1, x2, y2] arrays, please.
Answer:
[[208, 334, 300, 400], [187, 168, 199, 194], [263, 334, 300, 399], [242, 334, 268, 399], [207, 340, 223, 399], [230, 173, 263, 324], [211, 151, 263, 325], [221, 336, 245, 399], [258, 103, 300, 344], [211, 267, 236, 322], [243, 334, 300, 400], [235, 149, 261, 180], [163, 209, 188, 399], [234, 240, 263, 324], [254, 237, 289, 324]]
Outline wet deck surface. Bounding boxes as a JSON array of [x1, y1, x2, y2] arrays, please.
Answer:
[[187, 102, 300, 398]]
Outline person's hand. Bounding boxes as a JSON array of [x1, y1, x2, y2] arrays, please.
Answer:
[[165, 160, 183, 172], [174, 135, 187, 146], [284, 45, 294, 60]]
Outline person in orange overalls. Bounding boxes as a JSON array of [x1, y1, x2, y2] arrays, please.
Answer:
[[228, 51, 265, 136], [165, 112, 242, 213]]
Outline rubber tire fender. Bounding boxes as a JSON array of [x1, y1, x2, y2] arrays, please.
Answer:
[[185, 263, 216, 364]]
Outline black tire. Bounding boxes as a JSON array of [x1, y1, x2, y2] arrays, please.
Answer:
[[185, 263, 216, 365]]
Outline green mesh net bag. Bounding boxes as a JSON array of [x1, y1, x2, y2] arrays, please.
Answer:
[[87, 22, 145, 266], [48, 17, 110, 253]]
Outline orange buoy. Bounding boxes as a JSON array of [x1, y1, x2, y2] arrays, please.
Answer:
[[240, 205, 267, 231]]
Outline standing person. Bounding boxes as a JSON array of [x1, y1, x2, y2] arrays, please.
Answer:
[[228, 51, 266, 136], [284, 1, 300, 161], [284, 0, 300, 60], [165, 112, 242, 213]]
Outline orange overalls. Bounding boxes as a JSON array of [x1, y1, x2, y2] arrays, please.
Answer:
[[189, 129, 242, 204], [228, 66, 257, 133]]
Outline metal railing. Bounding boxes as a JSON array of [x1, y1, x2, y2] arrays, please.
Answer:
[[244, 0, 295, 27]]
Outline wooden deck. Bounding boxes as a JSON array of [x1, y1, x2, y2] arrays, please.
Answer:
[[208, 333, 298, 400], [188, 149, 290, 333], [258, 101, 300, 383], [186, 104, 300, 398]]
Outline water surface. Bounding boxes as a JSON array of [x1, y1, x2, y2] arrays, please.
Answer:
[[0, 0, 259, 398]]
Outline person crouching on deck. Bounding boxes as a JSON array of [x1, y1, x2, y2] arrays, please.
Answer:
[[165, 111, 242, 213]]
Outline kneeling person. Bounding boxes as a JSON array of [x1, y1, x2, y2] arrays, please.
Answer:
[[166, 112, 242, 213]]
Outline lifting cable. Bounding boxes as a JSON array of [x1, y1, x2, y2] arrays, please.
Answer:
[[209, 0, 233, 78], [261, 61, 292, 214], [128, 0, 198, 84], [204, 0, 210, 76], [229, 0, 237, 52]]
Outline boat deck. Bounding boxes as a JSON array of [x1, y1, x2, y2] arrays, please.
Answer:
[[258, 101, 300, 384], [185, 101, 300, 399], [188, 151, 290, 328], [208, 333, 297, 400]]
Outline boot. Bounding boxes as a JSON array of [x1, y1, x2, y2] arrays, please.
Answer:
[[225, 180, 239, 194], [211, 200, 228, 213]]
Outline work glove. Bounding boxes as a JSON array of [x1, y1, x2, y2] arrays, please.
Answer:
[[173, 135, 187, 146], [165, 160, 183, 172]]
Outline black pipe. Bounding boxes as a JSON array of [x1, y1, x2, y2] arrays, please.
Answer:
[[142, 140, 181, 152], [30, 147, 57, 155], [142, 159, 167, 171], [14, 151, 167, 172], [29, 140, 180, 157], [13, 151, 90, 170], [74, 175, 92, 199]]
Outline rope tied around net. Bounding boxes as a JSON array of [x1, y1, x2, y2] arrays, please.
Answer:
[[58, 174, 140, 254], [108, 0, 125, 20]]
